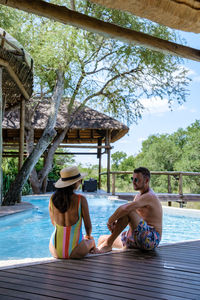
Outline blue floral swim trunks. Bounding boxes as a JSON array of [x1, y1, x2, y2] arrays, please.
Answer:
[[121, 220, 161, 250]]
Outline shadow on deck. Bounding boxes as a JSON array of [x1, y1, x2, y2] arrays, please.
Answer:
[[0, 240, 200, 299]]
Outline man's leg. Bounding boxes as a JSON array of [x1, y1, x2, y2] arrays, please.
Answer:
[[128, 210, 142, 232], [99, 209, 142, 253], [98, 215, 129, 252]]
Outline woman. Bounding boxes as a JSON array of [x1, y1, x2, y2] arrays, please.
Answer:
[[49, 166, 96, 259]]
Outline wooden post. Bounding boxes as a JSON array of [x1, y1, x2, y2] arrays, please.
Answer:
[[17, 97, 25, 203], [18, 97, 25, 170], [112, 173, 115, 195], [178, 173, 183, 208], [97, 138, 102, 190], [106, 130, 111, 193], [178, 174, 183, 195], [0, 68, 2, 205], [168, 174, 172, 206]]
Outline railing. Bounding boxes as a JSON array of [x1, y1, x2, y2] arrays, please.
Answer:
[[99, 170, 200, 199]]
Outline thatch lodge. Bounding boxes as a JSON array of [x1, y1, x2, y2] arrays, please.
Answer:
[[3, 98, 129, 192]]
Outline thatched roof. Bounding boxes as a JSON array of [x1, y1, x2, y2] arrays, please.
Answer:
[[0, 28, 33, 109], [3, 98, 129, 144], [90, 0, 200, 33]]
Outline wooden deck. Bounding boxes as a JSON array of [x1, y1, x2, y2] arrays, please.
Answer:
[[0, 241, 200, 299]]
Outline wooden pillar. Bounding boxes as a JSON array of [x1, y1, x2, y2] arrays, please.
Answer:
[[97, 138, 102, 190], [17, 97, 25, 203], [18, 97, 25, 170], [167, 174, 172, 206], [112, 173, 115, 195], [0, 68, 2, 204], [106, 130, 111, 193], [178, 173, 183, 208]]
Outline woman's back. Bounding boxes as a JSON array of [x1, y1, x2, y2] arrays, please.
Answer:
[[49, 166, 96, 259], [50, 193, 83, 258], [51, 193, 80, 227]]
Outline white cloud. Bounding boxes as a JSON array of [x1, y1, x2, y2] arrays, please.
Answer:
[[139, 97, 185, 115], [185, 66, 200, 82]]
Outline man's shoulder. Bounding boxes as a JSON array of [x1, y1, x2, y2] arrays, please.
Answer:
[[149, 189, 159, 199]]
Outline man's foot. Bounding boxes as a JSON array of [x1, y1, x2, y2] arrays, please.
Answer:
[[89, 247, 101, 254], [98, 241, 112, 253]]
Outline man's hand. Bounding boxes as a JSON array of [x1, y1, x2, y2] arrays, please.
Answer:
[[107, 221, 117, 232]]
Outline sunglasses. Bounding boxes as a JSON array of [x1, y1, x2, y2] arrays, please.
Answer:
[[131, 177, 138, 183]]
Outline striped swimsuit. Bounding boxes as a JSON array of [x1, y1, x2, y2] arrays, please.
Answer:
[[50, 194, 83, 258]]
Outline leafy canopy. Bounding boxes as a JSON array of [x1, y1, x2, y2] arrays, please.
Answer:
[[1, 0, 190, 125]]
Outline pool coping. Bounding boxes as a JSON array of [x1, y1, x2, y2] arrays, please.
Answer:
[[0, 249, 130, 270], [1, 239, 200, 270], [0, 201, 34, 218]]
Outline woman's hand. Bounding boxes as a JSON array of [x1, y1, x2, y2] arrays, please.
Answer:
[[84, 235, 94, 240]]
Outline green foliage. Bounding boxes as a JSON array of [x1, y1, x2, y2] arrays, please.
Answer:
[[111, 151, 127, 170], [1, 2, 193, 196], [2, 151, 75, 195], [2, 157, 18, 196], [2, 1, 190, 126], [110, 120, 200, 194]]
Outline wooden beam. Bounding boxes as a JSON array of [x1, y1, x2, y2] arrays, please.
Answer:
[[0, 0, 200, 61], [0, 58, 30, 99]]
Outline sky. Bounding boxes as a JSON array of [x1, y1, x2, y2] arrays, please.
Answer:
[[74, 31, 200, 168]]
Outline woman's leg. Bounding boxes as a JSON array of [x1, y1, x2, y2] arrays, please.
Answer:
[[70, 239, 95, 259]]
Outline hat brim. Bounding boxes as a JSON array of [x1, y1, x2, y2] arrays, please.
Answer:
[[54, 173, 86, 188]]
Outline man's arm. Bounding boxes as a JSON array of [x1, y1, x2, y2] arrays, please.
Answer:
[[108, 193, 153, 225]]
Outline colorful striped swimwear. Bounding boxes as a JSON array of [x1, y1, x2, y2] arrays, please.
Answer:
[[50, 194, 83, 258], [121, 220, 161, 250]]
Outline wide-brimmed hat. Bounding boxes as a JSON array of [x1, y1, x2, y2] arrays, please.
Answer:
[[55, 166, 86, 188]]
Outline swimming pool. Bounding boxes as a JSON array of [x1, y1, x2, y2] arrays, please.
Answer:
[[0, 194, 200, 260]]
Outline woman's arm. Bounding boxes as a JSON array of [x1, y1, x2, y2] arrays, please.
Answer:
[[49, 199, 55, 226], [81, 195, 92, 238]]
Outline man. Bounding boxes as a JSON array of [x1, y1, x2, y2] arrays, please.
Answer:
[[98, 167, 162, 252]]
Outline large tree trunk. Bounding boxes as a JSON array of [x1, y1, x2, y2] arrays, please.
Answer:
[[34, 104, 86, 193], [37, 126, 70, 192], [2, 70, 64, 205]]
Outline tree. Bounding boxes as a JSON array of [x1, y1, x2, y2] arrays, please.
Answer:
[[174, 121, 200, 193], [2, 70, 64, 204], [2, 0, 191, 202], [111, 151, 127, 170]]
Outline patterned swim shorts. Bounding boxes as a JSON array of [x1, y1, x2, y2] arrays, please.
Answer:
[[121, 220, 161, 250]]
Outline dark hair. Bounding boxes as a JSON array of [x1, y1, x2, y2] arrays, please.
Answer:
[[52, 184, 76, 213], [134, 167, 150, 179]]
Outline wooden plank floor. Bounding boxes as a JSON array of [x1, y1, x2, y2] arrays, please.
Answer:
[[0, 241, 200, 300]]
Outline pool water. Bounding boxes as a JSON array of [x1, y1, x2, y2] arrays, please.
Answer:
[[0, 194, 200, 260]]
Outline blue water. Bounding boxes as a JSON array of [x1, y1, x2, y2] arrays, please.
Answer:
[[1, 194, 200, 260]]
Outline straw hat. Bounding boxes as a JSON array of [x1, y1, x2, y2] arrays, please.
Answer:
[[55, 166, 86, 188]]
